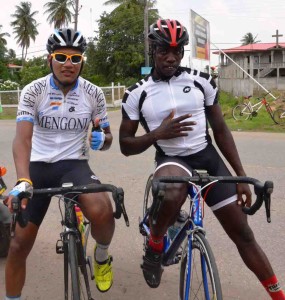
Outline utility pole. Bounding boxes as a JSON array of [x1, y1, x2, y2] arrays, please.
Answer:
[[144, 0, 149, 67], [74, 0, 79, 31]]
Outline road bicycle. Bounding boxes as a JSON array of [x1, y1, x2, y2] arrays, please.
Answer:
[[139, 169, 273, 300], [232, 92, 280, 124], [9, 182, 130, 300]]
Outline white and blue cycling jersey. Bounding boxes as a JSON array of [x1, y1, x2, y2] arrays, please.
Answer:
[[16, 74, 110, 162]]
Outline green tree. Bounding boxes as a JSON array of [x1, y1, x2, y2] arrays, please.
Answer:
[[10, 2, 39, 64], [44, 0, 73, 29], [94, 1, 158, 83], [20, 56, 50, 86], [0, 25, 10, 46], [240, 32, 261, 45]]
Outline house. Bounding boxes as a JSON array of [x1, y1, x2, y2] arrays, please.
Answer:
[[213, 30, 285, 96], [7, 63, 22, 76]]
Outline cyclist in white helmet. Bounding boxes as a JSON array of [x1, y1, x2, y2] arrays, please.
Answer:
[[4, 28, 115, 299], [119, 19, 285, 299]]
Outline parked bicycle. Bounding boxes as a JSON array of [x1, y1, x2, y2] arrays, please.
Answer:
[[10, 182, 129, 300], [0, 166, 11, 258], [232, 92, 280, 124], [139, 169, 273, 300]]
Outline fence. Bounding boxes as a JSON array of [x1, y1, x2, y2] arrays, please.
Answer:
[[0, 82, 125, 109]]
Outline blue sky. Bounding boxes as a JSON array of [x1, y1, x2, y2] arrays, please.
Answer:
[[1, 0, 285, 69]]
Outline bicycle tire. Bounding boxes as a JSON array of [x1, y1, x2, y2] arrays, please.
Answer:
[[179, 231, 223, 300], [142, 174, 153, 247], [273, 108, 285, 124], [232, 104, 251, 121], [64, 234, 81, 300]]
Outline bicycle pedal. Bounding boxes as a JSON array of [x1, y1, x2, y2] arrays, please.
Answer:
[[56, 239, 64, 254]]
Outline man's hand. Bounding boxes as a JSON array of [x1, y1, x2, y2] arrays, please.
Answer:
[[6, 181, 33, 212], [236, 183, 252, 207], [153, 111, 196, 140], [90, 118, 106, 151]]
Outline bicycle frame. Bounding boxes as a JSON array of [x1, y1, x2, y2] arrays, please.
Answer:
[[140, 183, 208, 300]]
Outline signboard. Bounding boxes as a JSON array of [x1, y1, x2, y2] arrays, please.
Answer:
[[190, 10, 210, 60], [141, 67, 152, 75]]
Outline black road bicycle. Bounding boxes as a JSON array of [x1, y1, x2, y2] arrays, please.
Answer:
[[10, 182, 129, 300]]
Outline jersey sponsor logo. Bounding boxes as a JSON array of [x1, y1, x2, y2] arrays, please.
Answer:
[[183, 86, 191, 93], [69, 106, 75, 112], [38, 115, 89, 131], [17, 111, 33, 117], [50, 101, 62, 110], [22, 80, 47, 108], [268, 283, 281, 293], [83, 81, 103, 99]]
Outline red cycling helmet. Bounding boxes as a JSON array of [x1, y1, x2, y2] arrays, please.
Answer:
[[148, 19, 189, 47]]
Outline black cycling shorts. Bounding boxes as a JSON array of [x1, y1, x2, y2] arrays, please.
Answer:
[[26, 160, 100, 227], [154, 144, 237, 210]]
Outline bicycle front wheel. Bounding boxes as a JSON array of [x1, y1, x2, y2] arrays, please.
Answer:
[[179, 232, 223, 300], [64, 234, 81, 300], [273, 108, 285, 124], [232, 104, 251, 121]]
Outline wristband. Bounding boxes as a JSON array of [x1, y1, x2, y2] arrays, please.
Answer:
[[17, 178, 33, 186]]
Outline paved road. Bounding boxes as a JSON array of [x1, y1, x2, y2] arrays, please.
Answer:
[[0, 111, 285, 300]]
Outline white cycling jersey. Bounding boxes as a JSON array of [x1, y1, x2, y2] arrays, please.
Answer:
[[16, 74, 110, 162], [122, 67, 218, 156]]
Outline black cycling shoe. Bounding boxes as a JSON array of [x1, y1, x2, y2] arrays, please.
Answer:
[[141, 246, 164, 288]]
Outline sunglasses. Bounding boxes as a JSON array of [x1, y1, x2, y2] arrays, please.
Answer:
[[51, 53, 83, 65]]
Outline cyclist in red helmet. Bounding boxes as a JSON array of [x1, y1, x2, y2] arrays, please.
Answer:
[[4, 28, 115, 300], [119, 19, 285, 299]]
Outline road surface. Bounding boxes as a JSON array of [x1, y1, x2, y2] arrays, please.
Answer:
[[0, 111, 285, 299]]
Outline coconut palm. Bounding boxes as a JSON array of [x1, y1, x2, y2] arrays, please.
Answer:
[[241, 32, 261, 45], [44, 0, 73, 29], [10, 2, 39, 64], [104, 0, 156, 8], [0, 25, 10, 46]]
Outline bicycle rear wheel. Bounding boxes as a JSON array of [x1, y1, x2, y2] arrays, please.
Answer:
[[232, 104, 251, 121], [273, 108, 285, 124], [179, 231, 223, 300]]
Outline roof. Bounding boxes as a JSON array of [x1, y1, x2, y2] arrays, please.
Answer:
[[7, 64, 23, 69], [213, 43, 285, 54]]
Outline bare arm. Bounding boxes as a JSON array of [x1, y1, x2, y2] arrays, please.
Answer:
[[119, 111, 196, 156], [100, 126, 113, 151]]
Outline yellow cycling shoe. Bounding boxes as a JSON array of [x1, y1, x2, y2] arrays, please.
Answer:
[[94, 254, 113, 292]]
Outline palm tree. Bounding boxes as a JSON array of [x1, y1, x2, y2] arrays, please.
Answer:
[[104, 0, 156, 8], [44, 0, 73, 29], [0, 25, 10, 46], [240, 32, 261, 45], [10, 2, 39, 64]]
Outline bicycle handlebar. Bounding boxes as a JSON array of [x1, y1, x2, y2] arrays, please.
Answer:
[[10, 182, 130, 236], [151, 173, 273, 223]]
